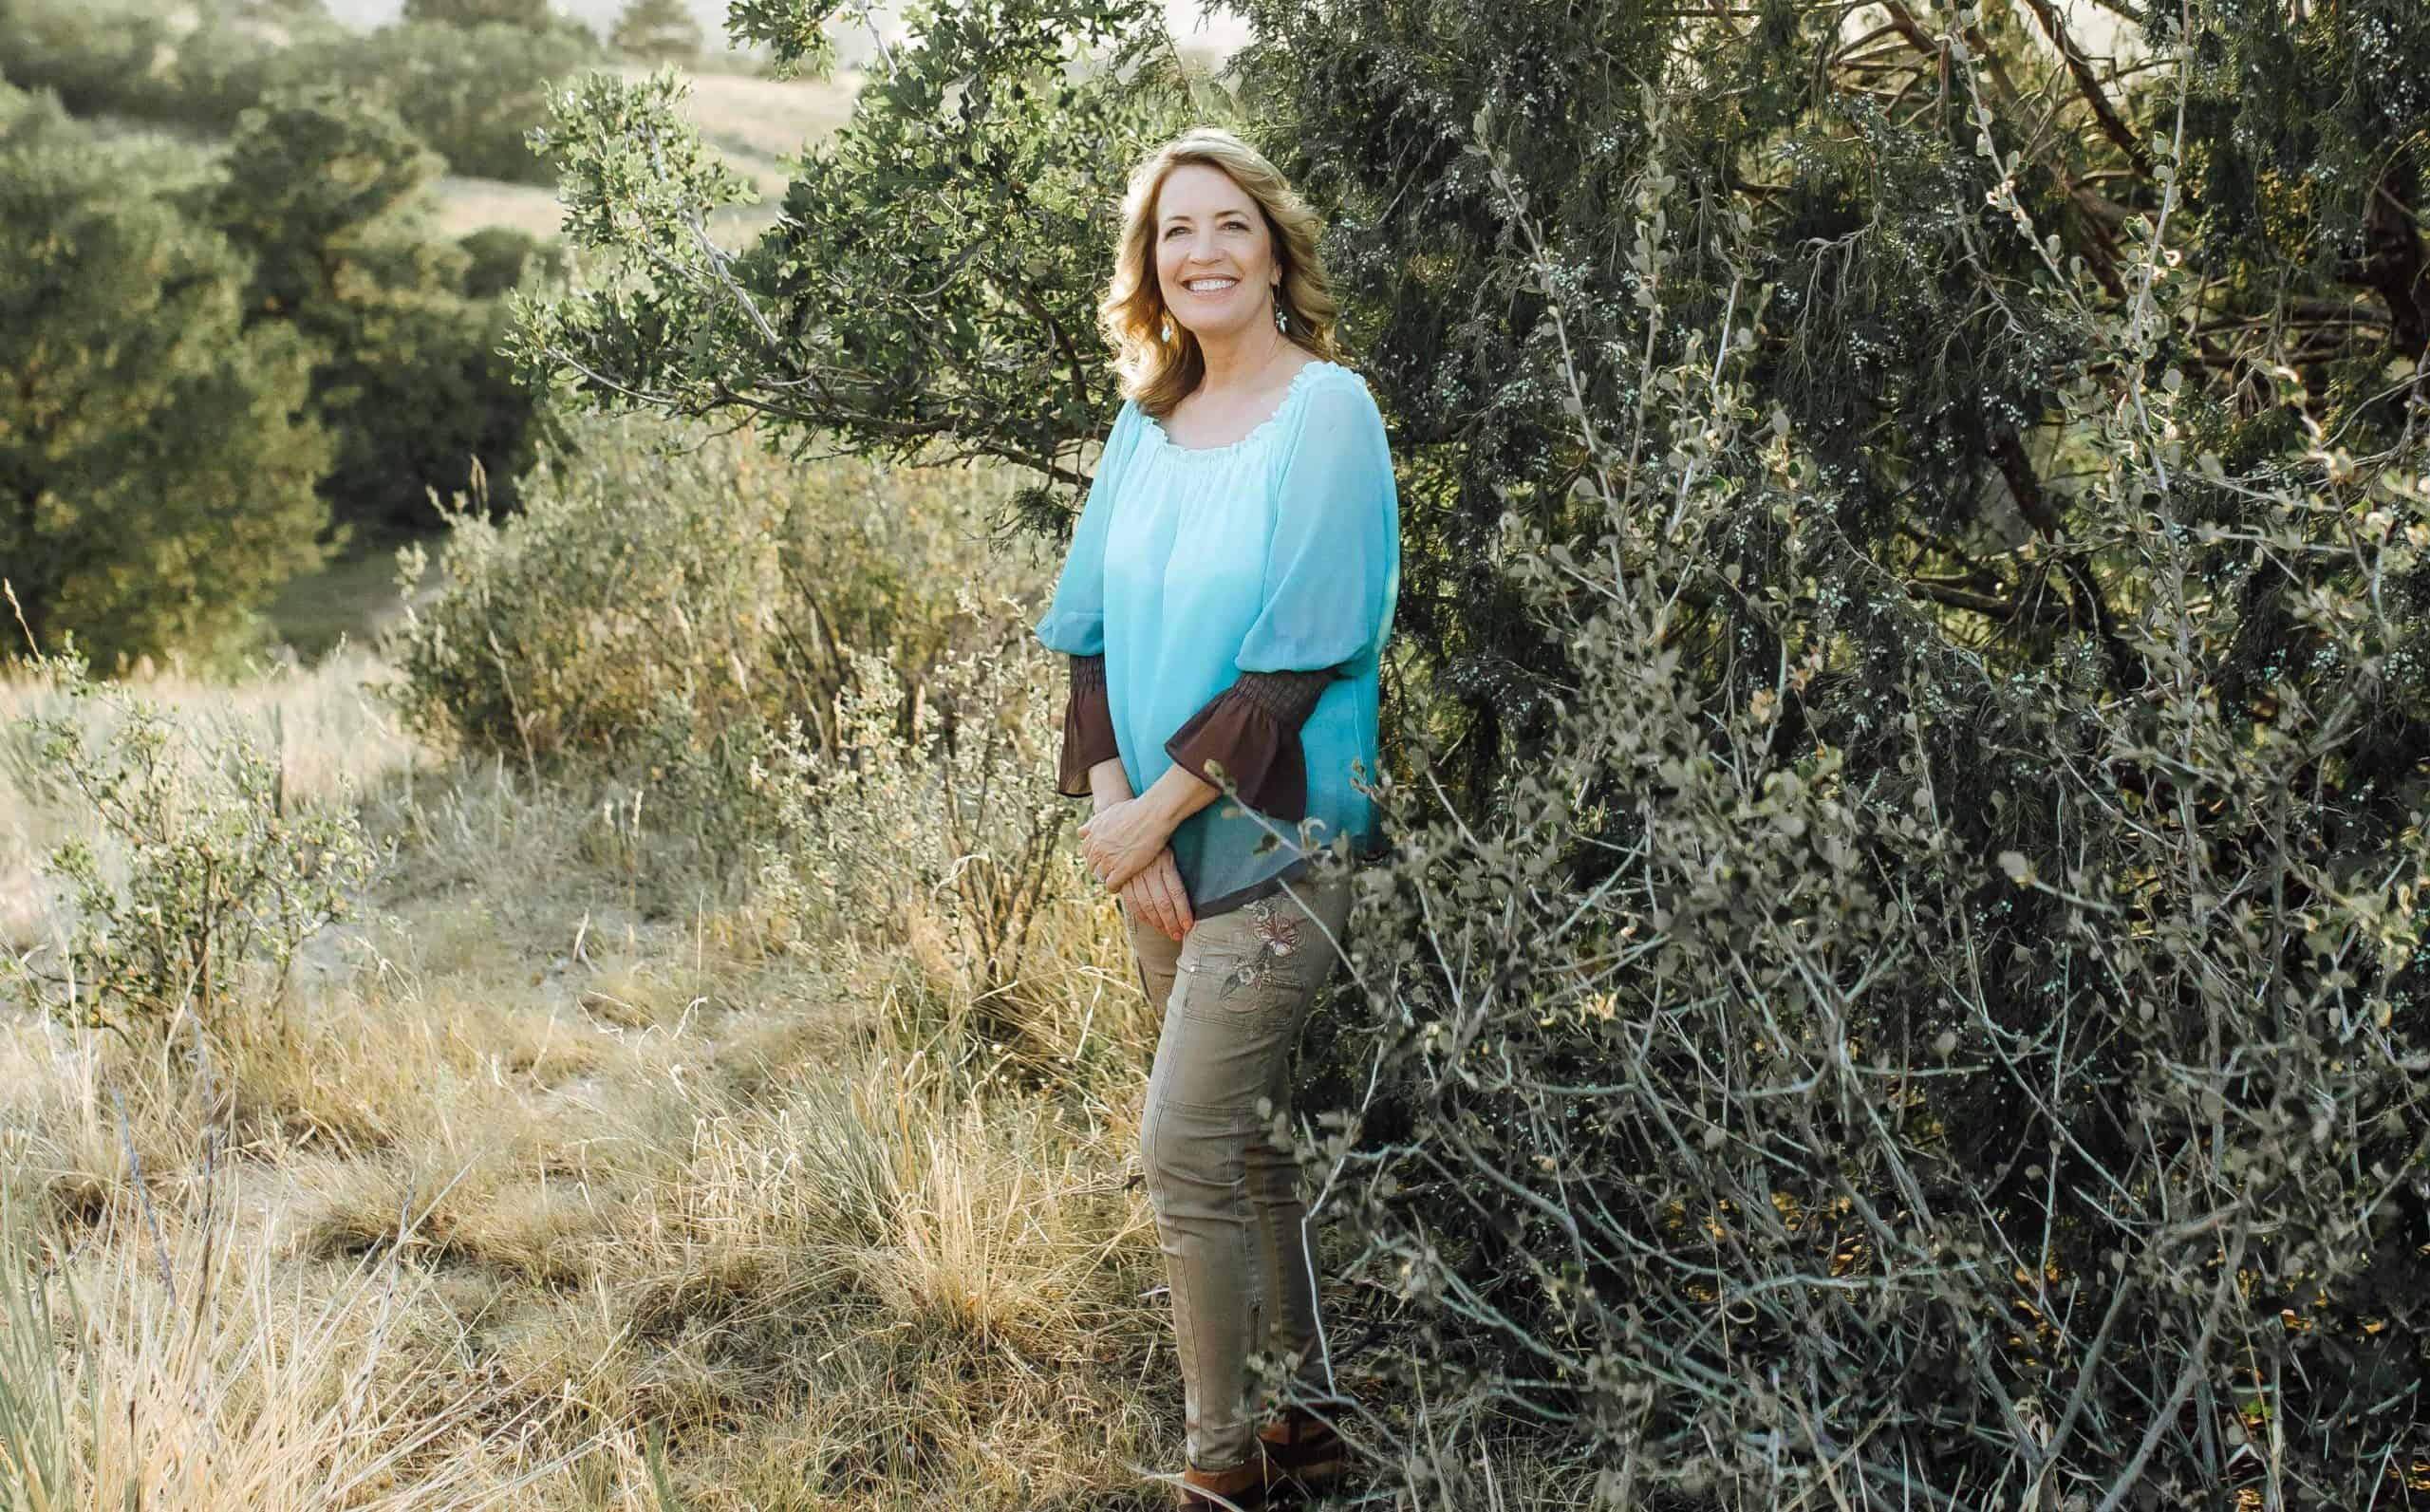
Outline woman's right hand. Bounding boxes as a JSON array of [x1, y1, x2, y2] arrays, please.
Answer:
[[1120, 846, 1195, 941]]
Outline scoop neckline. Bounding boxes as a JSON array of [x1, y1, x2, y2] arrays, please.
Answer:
[[1139, 358, 1346, 459]]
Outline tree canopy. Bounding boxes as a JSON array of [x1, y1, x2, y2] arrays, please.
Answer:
[[1, 90, 333, 667]]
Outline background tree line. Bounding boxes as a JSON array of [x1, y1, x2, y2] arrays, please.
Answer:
[[0, 0, 603, 182], [0, 0, 711, 667], [0, 76, 563, 668]]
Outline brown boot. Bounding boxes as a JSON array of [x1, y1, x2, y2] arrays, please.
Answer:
[[1258, 1407, 1349, 1497], [1175, 1453, 1276, 1510]]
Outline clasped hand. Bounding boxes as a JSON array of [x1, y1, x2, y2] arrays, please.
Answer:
[[1079, 797, 1194, 940]]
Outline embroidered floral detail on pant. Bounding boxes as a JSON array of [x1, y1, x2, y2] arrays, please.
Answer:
[[1212, 897, 1303, 1000]]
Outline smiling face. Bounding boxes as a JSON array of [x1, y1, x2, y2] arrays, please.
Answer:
[[1152, 161, 1282, 345]]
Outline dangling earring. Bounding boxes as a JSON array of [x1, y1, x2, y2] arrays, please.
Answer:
[[1161, 315, 1173, 342], [1273, 291, 1288, 334]]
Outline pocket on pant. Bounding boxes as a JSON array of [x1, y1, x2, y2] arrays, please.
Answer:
[[1180, 896, 1321, 1019]]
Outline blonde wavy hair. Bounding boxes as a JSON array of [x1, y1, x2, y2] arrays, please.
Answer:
[[1098, 126, 1348, 419]]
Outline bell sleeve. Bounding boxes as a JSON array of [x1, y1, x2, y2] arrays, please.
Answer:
[[1056, 652, 1122, 799], [1161, 378, 1399, 820], [1161, 667, 1337, 819], [1032, 401, 1141, 660]]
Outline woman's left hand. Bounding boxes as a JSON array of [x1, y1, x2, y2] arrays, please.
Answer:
[[1078, 797, 1171, 895]]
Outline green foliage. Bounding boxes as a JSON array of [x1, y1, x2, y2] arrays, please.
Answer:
[[456, 225, 570, 299], [0, 648, 390, 1050], [320, 20, 606, 184], [196, 84, 563, 528], [611, 0, 704, 65], [0, 91, 335, 669], [512, 0, 1198, 498], [0, 0, 252, 126], [201, 84, 448, 319], [1243, 5, 2430, 1501], [381, 407, 1009, 886], [0, 0, 601, 186]]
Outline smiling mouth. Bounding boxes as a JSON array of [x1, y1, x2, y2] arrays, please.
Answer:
[[1182, 278, 1239, 294]]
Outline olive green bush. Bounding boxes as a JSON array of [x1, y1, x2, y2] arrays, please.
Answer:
[[383, 408, 1019, 886], [320, 19, 603, 184], [0, 648, 390, 1050], [195, 84, 565, 528], [456, 225, 569, 300], [1259, 100, 2430, 1512]]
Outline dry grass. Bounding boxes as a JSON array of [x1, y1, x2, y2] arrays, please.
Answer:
[[0, 629, 1297, 1507], [0, 646, 422, 955], [429, 66, 861, 246], [619, 64, 864, 163]]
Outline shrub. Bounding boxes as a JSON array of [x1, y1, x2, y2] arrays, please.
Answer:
[[0, 0, 200, 122], [456, 225, 568, 299], [197, 84, 563, 527], [611, 0, 704, 66], [1265, 111, 2430, 1509], [0, 648, 390, 1051], [0, 90, 335, 669], [382, 408, 1017, 881], [315, 20, 604, 185], [748, 615, 1081, 1062]]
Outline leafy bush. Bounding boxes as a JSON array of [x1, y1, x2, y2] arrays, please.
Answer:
[[1264, 100, 2430, 1512], [0, 648, 390, 1050], [315, 20, 603, 184], [456, 225, 568, 299], [0, 89, 335, 669], [748, 615, 1081, 1060], [0, 0, 262, 128], [382, 408, 1017, 877]]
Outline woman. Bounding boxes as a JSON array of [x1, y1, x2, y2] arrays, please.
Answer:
[[1031, 126, 1400, 1509]]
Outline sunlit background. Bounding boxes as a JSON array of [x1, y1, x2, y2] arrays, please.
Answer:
[[318, 0, 1255, 63]]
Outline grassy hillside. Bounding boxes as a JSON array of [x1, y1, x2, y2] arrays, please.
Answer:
[[429, 65, 860, 243], [0, 443, 1481, 1505]]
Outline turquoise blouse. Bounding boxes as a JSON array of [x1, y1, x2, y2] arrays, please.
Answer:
[[1033, 358, 1401, 916]]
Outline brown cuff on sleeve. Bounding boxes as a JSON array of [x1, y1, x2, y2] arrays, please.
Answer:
[[1056, 653, 1120, 798], [1162, 668, 1336, 821]]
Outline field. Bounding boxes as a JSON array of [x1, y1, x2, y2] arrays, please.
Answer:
[[0, 418, 1469, 1505], [0, 637, 1421, 1507]]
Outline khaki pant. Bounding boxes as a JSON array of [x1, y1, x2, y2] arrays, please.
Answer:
[[1123, 872, 1355, 1472]]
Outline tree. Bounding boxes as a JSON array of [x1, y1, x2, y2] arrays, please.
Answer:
[[510, 0, 1192, 525], [0, 90, 333, 667], [310, 19, 605, 183], [610, 0, 702, 65], [196, 85, 561, 528]]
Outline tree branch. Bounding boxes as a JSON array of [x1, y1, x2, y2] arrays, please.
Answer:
[[2015, 0, 2155, 178]]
